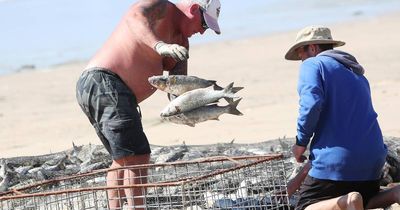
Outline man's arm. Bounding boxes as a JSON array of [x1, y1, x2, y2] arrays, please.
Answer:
[[287, 162, 311, 196], [127, 0, 168, 49], [127, 0, 188, 61], [296, 59, 324, 146], [292, 144, 307, 163]]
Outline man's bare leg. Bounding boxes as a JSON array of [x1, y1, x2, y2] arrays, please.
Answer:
[[107, 162, 125, 209], [366, 185, 400, 209], [121, 154, 150, 210], [305, 192, 363, 210]]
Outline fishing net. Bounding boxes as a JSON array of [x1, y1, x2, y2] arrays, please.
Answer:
[[0, 154, 289, 209]]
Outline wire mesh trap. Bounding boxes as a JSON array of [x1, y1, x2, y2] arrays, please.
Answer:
[[0, 154, 289, 210]]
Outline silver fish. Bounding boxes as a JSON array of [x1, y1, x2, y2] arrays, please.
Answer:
[[163, 99, 243, 127], [148, 75, 221, 96], [0, 160, 8, 192], [160, 82, 239, 117]]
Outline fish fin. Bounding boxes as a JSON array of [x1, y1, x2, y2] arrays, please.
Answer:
[[186, 123, 196, 127], [167, 93, 178, 101], [224, 97, 233, 104], [209, 79, 217, 84], [72, 141, 82, 155], [208, 99, 220, 104], [213, 83, 223, 91], [228, 98, 243, 116], [232, 86, 244, 93], [223, 82, 234, 92]]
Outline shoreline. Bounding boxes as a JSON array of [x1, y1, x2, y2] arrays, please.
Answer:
[[2, 8, 400, 77], [0, 12, 399, 158]]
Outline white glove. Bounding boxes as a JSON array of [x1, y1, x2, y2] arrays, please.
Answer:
[[154, 41, 189, 61]]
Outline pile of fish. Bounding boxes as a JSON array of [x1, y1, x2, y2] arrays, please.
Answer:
[[0, 143, 111, 192], [1, 137, 400, 195], [148, 75, 244, 127]]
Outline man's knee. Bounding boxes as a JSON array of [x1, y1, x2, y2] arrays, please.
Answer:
[[113, 154, 150, 167], [347, 192, 362, 203], [344, 192, 363, 210]]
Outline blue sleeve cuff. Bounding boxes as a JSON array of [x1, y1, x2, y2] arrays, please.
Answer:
[[296, 136, 308, 147]]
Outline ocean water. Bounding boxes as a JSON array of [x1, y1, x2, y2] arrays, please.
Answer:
[[0, 0, 399, 75]]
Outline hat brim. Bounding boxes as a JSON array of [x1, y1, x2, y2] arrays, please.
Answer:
[[203, 12, 221, 34], [285, 40, 345, 60]]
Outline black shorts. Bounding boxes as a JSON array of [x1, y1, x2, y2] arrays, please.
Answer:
[[76, 67, 151, 160], [296, 175, 380, 210]]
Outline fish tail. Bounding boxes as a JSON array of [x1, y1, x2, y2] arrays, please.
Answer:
[[211, 117, 220, 121], [232, 86, 244, 93], [223, 86, 243, 103], [213, 83, 223, 91], [228, 98, 243, 116], [224, 98, 233, 104], [222, 82, 237, 98]]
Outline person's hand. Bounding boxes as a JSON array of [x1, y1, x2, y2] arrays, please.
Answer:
[[292, 144, 307, 163], [154, 41, 189, 61]]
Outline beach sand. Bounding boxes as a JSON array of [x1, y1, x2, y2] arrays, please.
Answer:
[[0, 13, 399, 159]]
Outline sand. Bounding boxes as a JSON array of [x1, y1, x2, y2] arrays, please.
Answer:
[[0, 13, 399, 158]]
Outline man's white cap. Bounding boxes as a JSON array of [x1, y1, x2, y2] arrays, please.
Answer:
[[195, 0, 221, 34]]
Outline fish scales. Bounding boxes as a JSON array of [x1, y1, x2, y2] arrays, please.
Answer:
[[163, 99, 243, 127], [148, 75, 220, 96], [160, 82, 238, 117]]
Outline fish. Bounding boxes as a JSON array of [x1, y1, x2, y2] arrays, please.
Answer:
[[160, 82, 239, 117], [148, 75, 222, 96], [162, 98, 243, 127], [0, 174, 11, 192], [154, 144, 189, 164], [0, 160, 11, 192]]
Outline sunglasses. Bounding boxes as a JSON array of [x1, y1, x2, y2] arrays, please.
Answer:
[[199, 9, 209, 30]]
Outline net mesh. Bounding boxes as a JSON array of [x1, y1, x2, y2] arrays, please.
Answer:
[[0, 154, 289, 210]]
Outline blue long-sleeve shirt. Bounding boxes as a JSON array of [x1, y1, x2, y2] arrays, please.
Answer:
[[296, 50, 387, 181]]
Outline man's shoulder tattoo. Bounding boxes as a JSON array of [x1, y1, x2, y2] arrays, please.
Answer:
[[142, 0, 168, 25]]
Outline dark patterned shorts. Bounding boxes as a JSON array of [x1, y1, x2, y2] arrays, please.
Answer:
[[76, 67, 151, 160], [296, 175, 380, 210]]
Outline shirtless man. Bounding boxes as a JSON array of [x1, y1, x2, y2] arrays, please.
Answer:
[[76, 0, 221, 209]]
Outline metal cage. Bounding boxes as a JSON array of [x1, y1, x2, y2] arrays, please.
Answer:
[[0, 154, 289, 210]]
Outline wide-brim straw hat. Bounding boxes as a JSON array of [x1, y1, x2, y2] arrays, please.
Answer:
[[285, 26, 345, 60]]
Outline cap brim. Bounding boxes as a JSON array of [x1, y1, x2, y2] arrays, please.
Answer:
[[203, 12, 221, 34], [285, 40, 345, 60]]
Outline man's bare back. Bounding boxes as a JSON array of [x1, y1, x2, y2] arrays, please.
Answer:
[[86, 1, 189, 103]]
